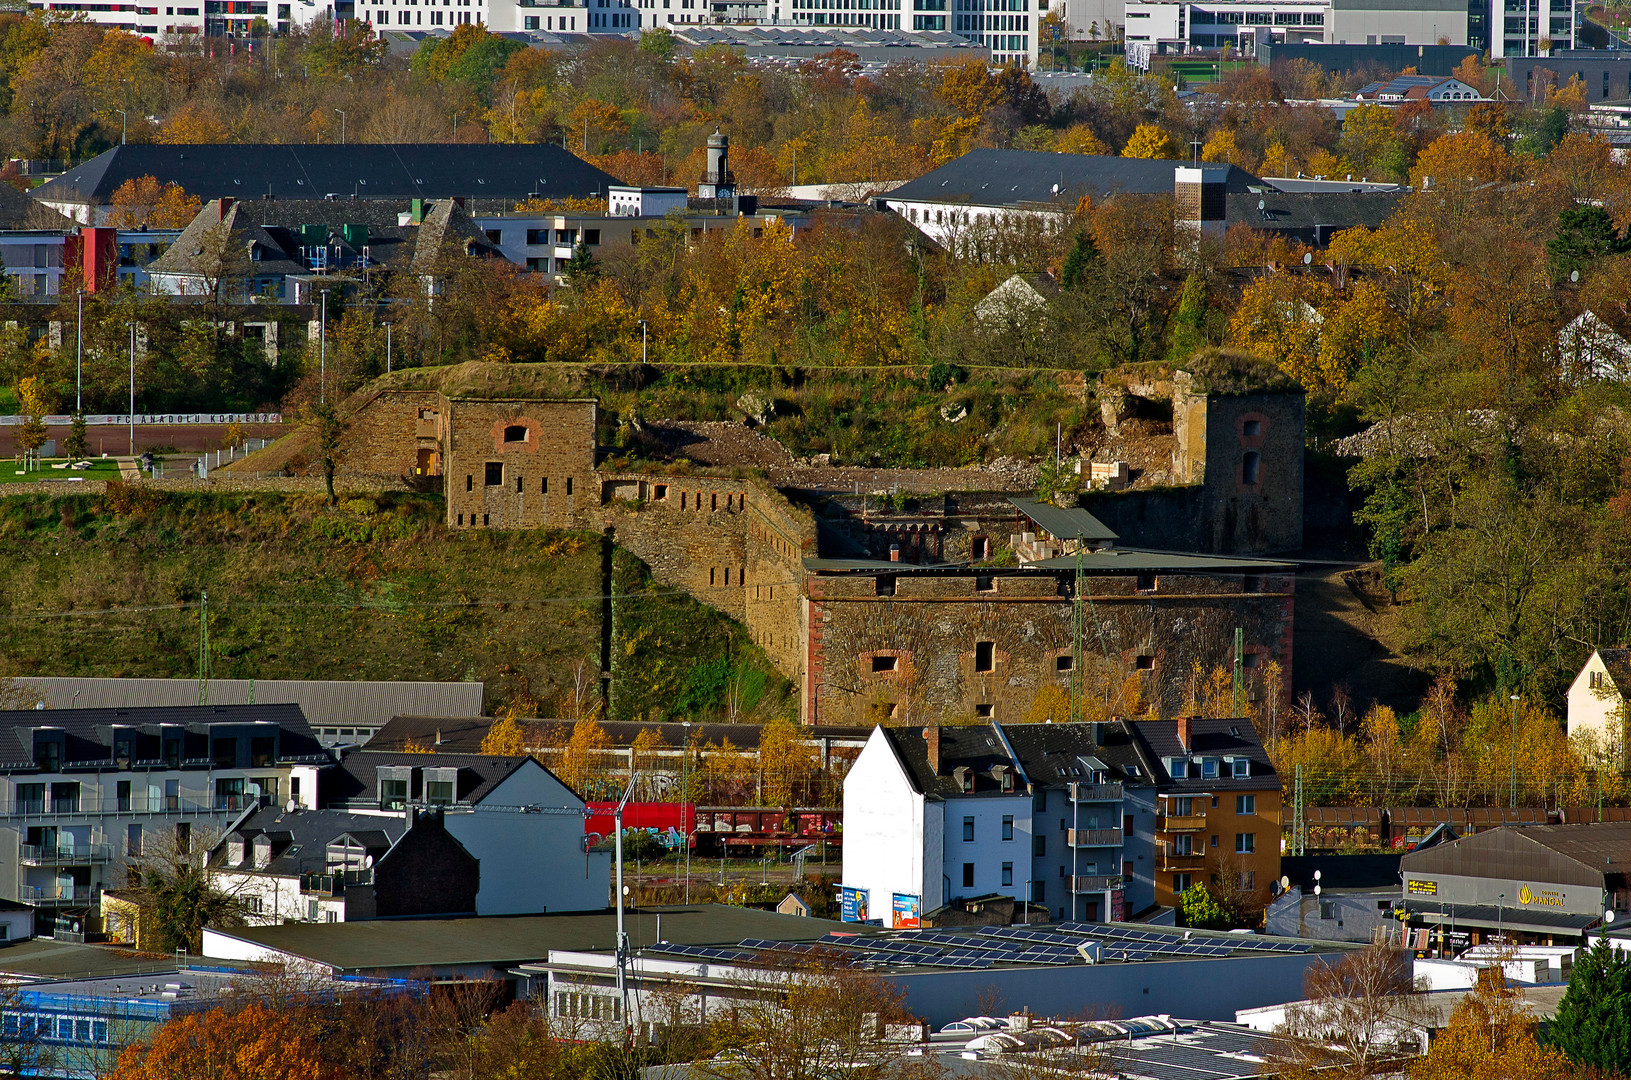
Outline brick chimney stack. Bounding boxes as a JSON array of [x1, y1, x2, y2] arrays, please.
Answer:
[[1176, 715, 1191, 754], [924, 725, 941, 774]]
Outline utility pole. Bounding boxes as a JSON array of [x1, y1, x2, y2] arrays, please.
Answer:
[[319, 290, 329, 404], [335, 109, 346, 144], [385, 322, 392, 373], [1232, 627, 1244, 718], [1071, 532, 1083, 725], [1509, 693, 1520, 808], [682, 722, 692, 904], [1292, 763, 1305, 856], [613, 773, 638, 1044], [197, 592, 211, 706], [639, 319, 647, 364]]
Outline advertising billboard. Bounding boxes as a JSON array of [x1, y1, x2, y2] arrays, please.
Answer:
[[840, 886, 869, 923], [892, 893, 921, 929]]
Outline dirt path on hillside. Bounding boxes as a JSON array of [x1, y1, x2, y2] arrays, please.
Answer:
[[1293, 562, 1430, 717]]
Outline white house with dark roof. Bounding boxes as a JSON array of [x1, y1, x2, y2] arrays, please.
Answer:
[[843, 718, 1281, 928], [318, 751, 610, 915], [1568, 648, 1631, 760]]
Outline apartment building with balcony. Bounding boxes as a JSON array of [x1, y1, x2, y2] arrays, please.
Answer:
[[842, 717, 1278, 927], [1142, 716, 1281, 910], [0, 704, 328, 925]]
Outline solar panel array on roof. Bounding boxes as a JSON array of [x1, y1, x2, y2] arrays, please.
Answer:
[[648, 922, 1312, 974]]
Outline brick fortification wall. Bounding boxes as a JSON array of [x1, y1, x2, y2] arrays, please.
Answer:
[[805, 569, 1294, 726], [441, 399, 599, 530], [335, 389, 443, 478], [599, 473, 814, 691]]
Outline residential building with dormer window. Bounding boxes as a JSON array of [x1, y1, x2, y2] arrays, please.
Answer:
[[0, 703, 328, 927]]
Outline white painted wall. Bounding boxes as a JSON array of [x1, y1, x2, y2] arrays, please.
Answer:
[[843, 727, 933, 927], [1567, 651, 1623, 750], [215, 870, 346, 925]]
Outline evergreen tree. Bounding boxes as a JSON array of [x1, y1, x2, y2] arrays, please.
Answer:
[[1546, 936, 1631, 1073], [1546, 205, 1629, 283], [1059, 231, 1100, 290], [1167, 272, 1208, 362], [563, 242, 602, 289], [65, 413, 88, 460]]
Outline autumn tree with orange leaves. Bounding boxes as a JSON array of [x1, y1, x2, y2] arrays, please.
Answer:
[[110, 1002, 341, 1080]]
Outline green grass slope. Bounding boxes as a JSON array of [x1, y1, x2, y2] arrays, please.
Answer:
[[0, 489, 790, 721]]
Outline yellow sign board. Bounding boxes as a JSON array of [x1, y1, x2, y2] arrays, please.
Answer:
[[1517, 883, 1565, 908], [1407, 879, 1437, 895]]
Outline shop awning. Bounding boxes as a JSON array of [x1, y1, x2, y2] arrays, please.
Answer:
[[1402, 900, 1601, 938]]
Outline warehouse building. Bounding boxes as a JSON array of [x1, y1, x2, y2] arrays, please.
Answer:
[[1398, 823, 1631, 948]]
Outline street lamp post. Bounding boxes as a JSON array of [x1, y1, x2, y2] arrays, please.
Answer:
[[385, 322, 392, 373], [116, 110, 127, 145], [1497, 892, 1505, 945], [639, 319, 647, 364], [127, 322, 136, 456], [335, 109, 346, 144], [75, 290, 83, 412]]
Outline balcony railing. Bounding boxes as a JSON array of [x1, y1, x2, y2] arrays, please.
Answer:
[[1158, 847, 1207, 871], [1158, 813, 1208, 832], [300, 869, 373, 896], [3, 793, 230, 817], [1068, 875, 1123, 893], [1066, 828, 1123, 847], [19, 843, 112, 865], [1070, 783, 1123, 803], [19, 885, 94, 905]]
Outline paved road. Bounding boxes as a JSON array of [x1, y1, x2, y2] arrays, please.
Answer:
[[0, 423, 286, 457]]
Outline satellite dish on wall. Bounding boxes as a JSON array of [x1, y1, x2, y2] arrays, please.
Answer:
[[1606, 910, 1617, 924], [286, 798, 298, 813], [1303, 252, 1313, 265], [363, 855, 374, 869], [1280, 876, 1290, 891]]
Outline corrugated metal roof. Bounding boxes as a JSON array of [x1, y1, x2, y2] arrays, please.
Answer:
[[12, 678, 484, 730], [1009, 497, 1118, 543]]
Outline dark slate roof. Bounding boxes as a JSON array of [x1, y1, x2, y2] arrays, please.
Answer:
[[1009, 497, 1117, 544], [999, 721, 1155, 786], [884, 149, 1268, 209], [210, 805, 409, 876], [880, 724, 1012, 799], [1031, 548, 1294, 572], [1129, 717, 1278, 791], [1226, 191, 1403, 235], [373, 716, 875, 754], [34, 144, 622, 207], [880, 721, 1153, 800], [320, 750, 532, 808], [0, 703, 326, 771], [0, 184, 72, 229], [1598, 648, 1631, 695]]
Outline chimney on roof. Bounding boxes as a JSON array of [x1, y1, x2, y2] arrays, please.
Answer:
[[889, 545, 901, 562], [1176, 715, 1192, 754], [215, 197, 235, 222], [435, 728, 443, 746], [924, 725, 941, 774]]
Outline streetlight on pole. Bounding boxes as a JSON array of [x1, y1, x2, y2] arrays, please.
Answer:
[[116, 110, 127, 145], [127, 322, 136, 456], [385, 322, 392, 373], [334, 109, 346, 144], [613, 771, 639, 1046], [639, 319, 647, 364], [75, 290, 83, 412]]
